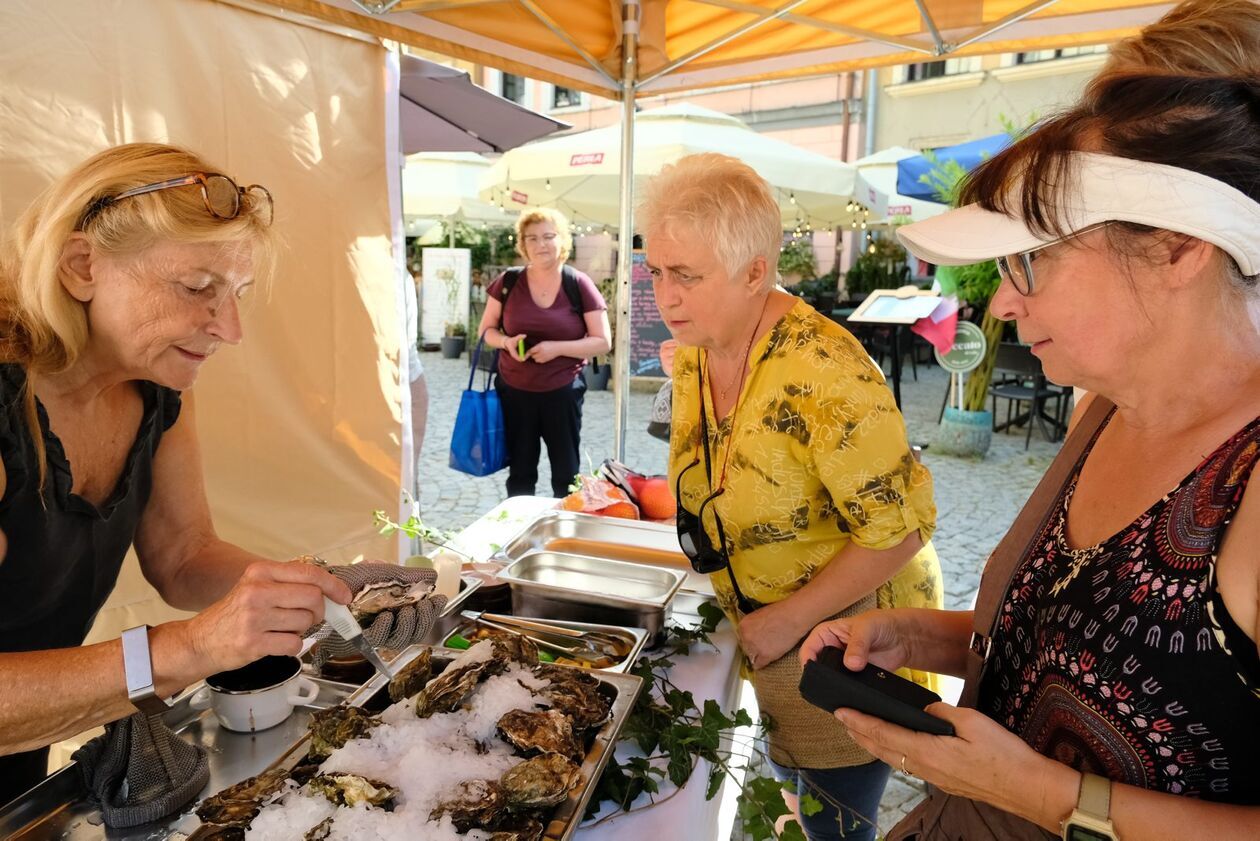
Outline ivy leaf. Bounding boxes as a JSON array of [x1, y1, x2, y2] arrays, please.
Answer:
[[799, 791, 824, 817], [779, 819, 809, 841], [705, 764, 724, 800]]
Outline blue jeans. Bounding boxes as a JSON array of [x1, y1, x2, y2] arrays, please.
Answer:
[[769, 758, 892, 841]]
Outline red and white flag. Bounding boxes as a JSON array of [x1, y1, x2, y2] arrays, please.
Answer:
[[911, 295, 960, 354]]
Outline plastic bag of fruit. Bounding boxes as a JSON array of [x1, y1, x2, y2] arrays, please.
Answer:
[[597, 459, 677, 521], [559, 474, 640, 519]]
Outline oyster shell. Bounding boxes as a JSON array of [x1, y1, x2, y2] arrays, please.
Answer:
[[195, 767, 288, 826], [489, 633, 540, 666], [497, 709, 582, 760], [541, 679, 611, 732], [198, 827, 246, 841], [488, 816, 545, 841], [303, 817, 334, 841], [307, 705, 381, 759], [349, 579, 434, 622], [533, 662, 599, 690], [415, 647, 507, 717], [387, 648, 433, 702], [428, 778, 507, 831], [308, 773, 399, 810], [500, 752, 583, 810]]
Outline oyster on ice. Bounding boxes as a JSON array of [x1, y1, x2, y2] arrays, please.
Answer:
[[428, 778, 507, 831], [531, 662, 610, 731], [303, 818, 334, 841], [308, 773, 399, 810], [307, 705, 381, 758], [415, 643, 507, 717], [500, 752, 583, 810], [489, 632, 540, 666], [497, 709, 582, 760], [488, 816, 545, 841], [195, 767, 288, 826], [349, 579, 434, 622], [387, 647, 433, 702]]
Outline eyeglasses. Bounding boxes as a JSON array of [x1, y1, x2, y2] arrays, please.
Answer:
[[523, 233, 558, 244], [996, 221, 1111, 296], [675, 458, 731, 575], [78, 172, 274, 230]]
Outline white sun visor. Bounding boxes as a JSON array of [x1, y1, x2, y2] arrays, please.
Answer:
[[896, 152, 1260, 276]]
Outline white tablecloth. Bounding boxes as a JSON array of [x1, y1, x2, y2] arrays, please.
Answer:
[[452, 498, 746, 841]]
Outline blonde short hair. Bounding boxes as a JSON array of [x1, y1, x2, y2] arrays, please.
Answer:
[[515, 207, 573, 263], [637, 153, 780, 287]]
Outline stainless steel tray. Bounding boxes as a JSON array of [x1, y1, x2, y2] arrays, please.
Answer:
[[440, 612, 650, 674], [189, 644, 643, 841], [0, 676, 357, 840], [497, 510, 715, 603], [497, 550, 687, 644]]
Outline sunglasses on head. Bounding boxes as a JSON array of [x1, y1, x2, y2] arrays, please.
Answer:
[[78, 172, 274, 230]]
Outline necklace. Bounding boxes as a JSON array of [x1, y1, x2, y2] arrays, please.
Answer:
[[706, 297, 770, 406]]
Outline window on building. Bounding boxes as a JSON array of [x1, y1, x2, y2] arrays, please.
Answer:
[[1015, 44, 1108, 65], [905, 60, 948, 82], [552, 85, 580, 108], [500, 73, 524, 103]]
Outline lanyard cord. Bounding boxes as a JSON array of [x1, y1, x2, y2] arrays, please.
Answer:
[[697, 359, 755, 614]]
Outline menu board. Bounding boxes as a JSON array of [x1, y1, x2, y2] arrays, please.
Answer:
[[628, 251, 672, 377]]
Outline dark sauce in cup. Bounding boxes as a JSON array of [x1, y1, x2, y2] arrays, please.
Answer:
[[206, 655, 301, 694]]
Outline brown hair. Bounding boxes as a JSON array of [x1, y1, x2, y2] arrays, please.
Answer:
[[960, 74, 1260, 258], [1093, 0, 1260, 85]]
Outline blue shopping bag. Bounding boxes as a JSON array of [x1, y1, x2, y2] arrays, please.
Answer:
[[449, 338, 507, 476]]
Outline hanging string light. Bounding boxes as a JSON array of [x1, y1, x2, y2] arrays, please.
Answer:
[[789, 192, 796, 205], [545, 179, 552, 191]]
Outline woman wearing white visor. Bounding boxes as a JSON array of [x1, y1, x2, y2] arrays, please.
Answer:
[[801, 71, 1260, 841]]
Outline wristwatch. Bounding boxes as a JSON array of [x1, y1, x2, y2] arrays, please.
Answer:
[[121, 625, 173, 717], [1062, 773, 1118, 841]]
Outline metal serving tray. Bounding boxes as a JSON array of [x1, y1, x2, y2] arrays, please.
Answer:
[[0, 676, 357, 840], [497, 510, 715, 607], [440, 612, 650, 674], [497, 550, 686, 643], [187, 644, 644, 841]]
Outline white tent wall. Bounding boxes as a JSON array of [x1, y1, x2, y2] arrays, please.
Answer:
[[0, 0, 404, 640]]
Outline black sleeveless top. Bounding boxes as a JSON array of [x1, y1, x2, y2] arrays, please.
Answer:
[[0, 363, 182, 804], [980, 411, 1260, 804]]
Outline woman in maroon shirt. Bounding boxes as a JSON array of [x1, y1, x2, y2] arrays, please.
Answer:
[[477, 208, 609, 497]]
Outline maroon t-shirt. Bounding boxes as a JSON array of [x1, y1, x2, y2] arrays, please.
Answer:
[[488, 267, 605, 392]]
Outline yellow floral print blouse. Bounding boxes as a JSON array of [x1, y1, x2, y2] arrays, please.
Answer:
[[668, 299, 943, 687]]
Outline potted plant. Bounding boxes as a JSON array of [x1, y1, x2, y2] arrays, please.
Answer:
[[777, 238, 817, 288], [440, 321, 467, 358]]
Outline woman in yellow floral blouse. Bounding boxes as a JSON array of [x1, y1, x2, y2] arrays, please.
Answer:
[[640, 153, 943, 841]]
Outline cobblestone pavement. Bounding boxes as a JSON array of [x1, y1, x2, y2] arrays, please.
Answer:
[[415, 348, 1062, 837]]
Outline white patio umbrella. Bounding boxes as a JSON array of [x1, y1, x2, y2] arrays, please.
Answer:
[[479, 103, 887, 231], [403, 152, 518, 243], [855, 147, 950, 227]]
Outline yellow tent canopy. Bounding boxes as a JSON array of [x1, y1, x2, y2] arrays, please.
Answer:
[[254, 0, 1172, 457], [257, 0, 1171, 97]]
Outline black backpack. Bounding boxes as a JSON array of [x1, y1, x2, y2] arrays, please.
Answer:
[[496, 265, 601, 373]]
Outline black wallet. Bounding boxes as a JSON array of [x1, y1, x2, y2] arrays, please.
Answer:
[[799, 646, 955, 736]]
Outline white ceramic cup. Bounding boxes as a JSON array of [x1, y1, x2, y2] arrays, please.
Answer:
[[190, 655, 319, 733]]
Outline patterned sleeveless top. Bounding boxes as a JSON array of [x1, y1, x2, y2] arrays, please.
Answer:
[[979, 411, 1260, 804]]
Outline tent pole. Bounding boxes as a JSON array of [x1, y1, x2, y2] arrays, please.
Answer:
[[612, 0, 639, 462]]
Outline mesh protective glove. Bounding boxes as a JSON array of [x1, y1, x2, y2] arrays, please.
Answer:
[[73, 712, 209, 829], [309, 562, 448, 669]]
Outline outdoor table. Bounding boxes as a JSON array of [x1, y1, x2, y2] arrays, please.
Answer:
[[450, 496, 746, 841]]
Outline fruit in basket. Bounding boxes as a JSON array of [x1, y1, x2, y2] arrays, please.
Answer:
[[636, 477, 677, 520]]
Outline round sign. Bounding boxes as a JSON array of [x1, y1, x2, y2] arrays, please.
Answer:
[[935, 321, 987, 373]]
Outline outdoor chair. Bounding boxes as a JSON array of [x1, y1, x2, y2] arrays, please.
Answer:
[[988, 343, 1071, 448]]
